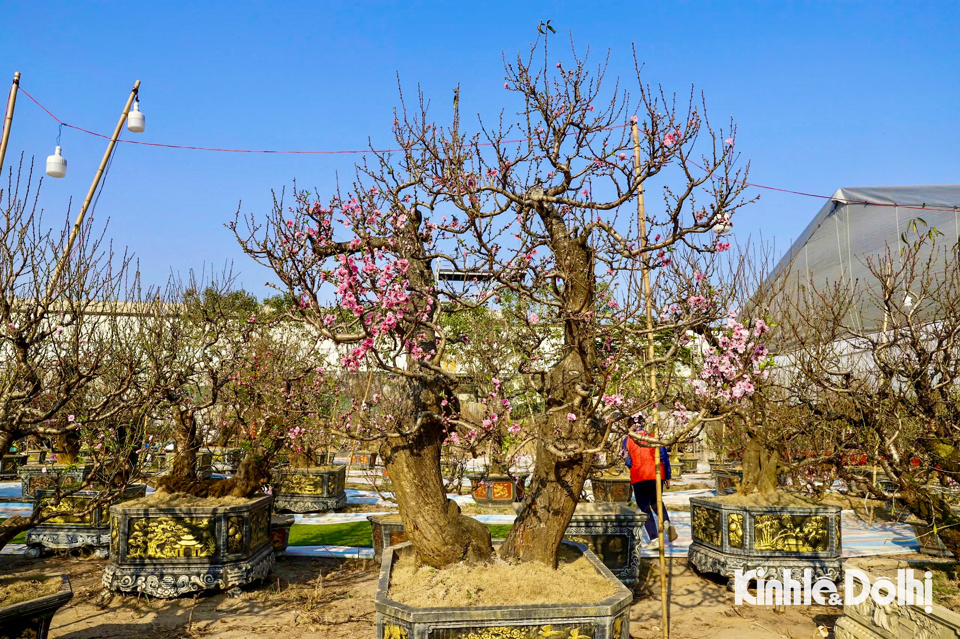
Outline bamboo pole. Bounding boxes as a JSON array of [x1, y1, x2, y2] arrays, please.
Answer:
[[633, 122, 669, 639], [44, 80, 140, 303], [0, 72, 21, 175]]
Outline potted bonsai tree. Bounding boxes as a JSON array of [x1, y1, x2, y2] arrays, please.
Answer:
[[234, 32, 753, 637]]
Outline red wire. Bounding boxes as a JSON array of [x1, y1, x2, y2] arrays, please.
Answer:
[[16, 86, 960, 215]]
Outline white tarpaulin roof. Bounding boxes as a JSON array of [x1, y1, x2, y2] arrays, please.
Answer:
[[766, 185, 960, 333]]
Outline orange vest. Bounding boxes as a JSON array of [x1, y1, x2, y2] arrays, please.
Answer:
[[626, 437, 665, 483]]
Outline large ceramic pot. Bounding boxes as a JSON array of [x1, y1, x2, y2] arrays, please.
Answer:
[[102, 494, 275, 598], [713, 468, 742, 495], [314, 451, 336, 466], [25, 450, 47, 464], [679, 454, 699, 474], [375, 541, 632, 639], [564, 503, 648, 586], [274, 466, 347, 513], [591, 475, 633, 503], [203, 447, 242, 474], [25, 484, 147, 558], [0, 453, 27, 480], [19, 463, 94, 500], [469, 474, 527, 505], [687, 496, 843, 586], [269, 514, 296, 559], [369, 514, 409, 563], [0, 575, 72, 639], [835, 572, 960, 639], [350, 451, 378, 469]]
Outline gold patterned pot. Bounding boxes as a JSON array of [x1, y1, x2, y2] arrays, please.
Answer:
[[19, 463, 94, 500], [687, 496, 843, 586], [25, 484, 146, 558], [202, 447, 243, 474], [102, 494, 274, 598], [269, 514, 296, 558], [469, 474, 526, 504], [375, 542, 632, 639], [350, 451, 378, 469], [274, 466, 347, 513], [369, 514, 410, 563], [0, 574, 72, 639], [591, 475, 633, 503], [0, 453, 27, 480]]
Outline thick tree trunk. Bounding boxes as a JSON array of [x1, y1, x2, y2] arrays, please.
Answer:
[[498, 430, 593, 567], [500, 351, 599, 567], [0, 515, 29, 552], [383, 380, 492, 569], [739, 438, 780, 495], [899, 484, 960, 559]]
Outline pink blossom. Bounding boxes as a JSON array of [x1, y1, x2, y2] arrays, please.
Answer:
[[724, 138, 734, 146], [68, 414, 75, 422], [630, 115, 638, 124], [528, 313, 539, 324], [567, 413, 577, 421], [504, 82, 509, 89]]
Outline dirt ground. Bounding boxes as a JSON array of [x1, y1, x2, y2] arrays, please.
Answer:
[[0, 551, 941, 639]]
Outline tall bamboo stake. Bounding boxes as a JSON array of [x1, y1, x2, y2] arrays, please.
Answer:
[[633, 122, 669, 639], [44, 80, 140, 303], [0, 72, 21, 175]]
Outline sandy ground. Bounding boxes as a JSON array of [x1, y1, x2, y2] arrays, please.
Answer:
[[0, 551, 943, 639]]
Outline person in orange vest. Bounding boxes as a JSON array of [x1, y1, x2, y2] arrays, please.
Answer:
[[623, 426, 679, 549]]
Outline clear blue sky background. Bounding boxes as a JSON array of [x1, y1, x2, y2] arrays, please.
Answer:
[[1, 1, 957, 297]]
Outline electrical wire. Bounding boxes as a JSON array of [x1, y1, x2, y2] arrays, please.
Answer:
[[16, 85, 960, 215]]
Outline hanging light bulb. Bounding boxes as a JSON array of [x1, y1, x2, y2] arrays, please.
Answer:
[[712, 214, 732, 235], [46, 145, 66, 178], [126, 98, 145, 133], [46, 123, 67, 178]]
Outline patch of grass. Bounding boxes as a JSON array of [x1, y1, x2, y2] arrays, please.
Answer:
[[0, 519, 27, 544], [288, 522, 515, 547]]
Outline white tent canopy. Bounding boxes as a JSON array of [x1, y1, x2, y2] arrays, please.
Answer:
[[766, 185, 960, 333]]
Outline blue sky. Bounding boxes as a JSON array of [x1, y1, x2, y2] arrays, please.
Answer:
[[1, 1, 958, 296]]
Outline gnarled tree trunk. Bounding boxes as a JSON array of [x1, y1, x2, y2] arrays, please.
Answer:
[[384, 380, 492, 569]]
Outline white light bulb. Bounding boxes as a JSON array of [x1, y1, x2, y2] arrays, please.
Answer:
[[127, 101, 145, 133], [712, 215, 731, 235], [45, 146, 67, 178]]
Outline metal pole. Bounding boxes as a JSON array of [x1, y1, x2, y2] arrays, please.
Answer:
[[634, 122, 669, 639], [0, 72, 21, 175], [45, 80, 140, 303]]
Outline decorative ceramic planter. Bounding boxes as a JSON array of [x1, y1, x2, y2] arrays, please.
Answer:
[[680, 455, 699, 474], [25, 484, 147, 558], [269, 514, 296, 558], [102, 494, 275, 598], [369, 514, 409, 563], [565, 503, 648, 586], [142, 450, 170, 476], [0, 453, 27, 480], [314, 451, 336, 466], [274, 466, 347, 513], [469, 474, 526, 505], [25, 450, 47, 464], [713, 468, 742, 495], [351, 451, 378, 469], [375, 541, 632, 639], [591, 475, 633, 503], [835, 577, 960, 639], [19, 463, 94, 500], [203, 447, 242, 474], [687, 496, 843, 585], [0, 575, 72, 639]]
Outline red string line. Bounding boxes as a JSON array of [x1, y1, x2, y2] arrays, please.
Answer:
[[16, 86, 960, 215]]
